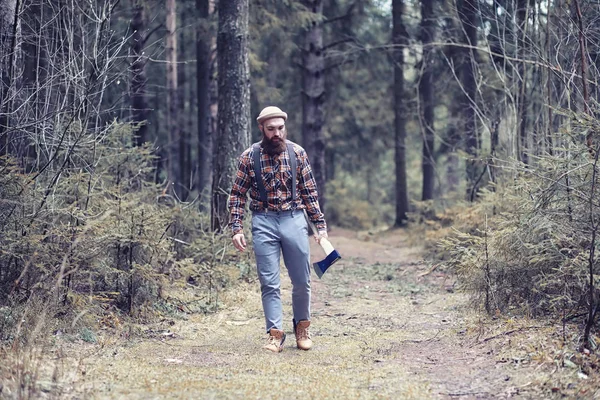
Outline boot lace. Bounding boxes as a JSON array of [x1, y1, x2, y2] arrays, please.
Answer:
[[267, 335, 279, 346], [296, 325, 311, 340], [266, 333, 282, 348]]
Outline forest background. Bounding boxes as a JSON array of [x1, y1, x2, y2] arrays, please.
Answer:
[[2, 0, 600, 394]]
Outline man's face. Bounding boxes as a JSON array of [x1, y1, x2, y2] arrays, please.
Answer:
[[260, 117, 287, 155]]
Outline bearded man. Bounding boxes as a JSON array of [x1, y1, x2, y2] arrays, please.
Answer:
[[228, 106, 328, 353]]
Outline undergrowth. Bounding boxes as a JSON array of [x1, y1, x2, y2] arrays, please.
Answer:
[[420, 112, 600, 353], [0, 123, 252, 346], [0, 122, 257, 398]]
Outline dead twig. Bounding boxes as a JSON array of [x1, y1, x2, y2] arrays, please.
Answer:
[[475, 326, 542, 345], [417, 263, 439, 277], [445, 391, 490, 397], [402, 329, 441, 343]]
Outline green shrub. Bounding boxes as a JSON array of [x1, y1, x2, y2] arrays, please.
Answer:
[[437, 113, 600, 332], [0, 122, 244, 344]]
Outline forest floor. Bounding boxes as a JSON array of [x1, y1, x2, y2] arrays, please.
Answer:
[[2, 228, 598, 399]]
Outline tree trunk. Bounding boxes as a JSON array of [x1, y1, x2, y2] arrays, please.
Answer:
[[196, 0, 212, 200], [20, 1, 42, 172], [489, 119, 500, 185], [551, 0, 564, 144], [572, 0, 592, 150], [212, 0, 250, 231], [0, 0, 20, 157], [130, 0, 148, 146], [393, 0, 409, 226], [178, 5, 190, 199], [166, 0, 181, 197], [420, 0, 435, 201], [545, 3, 554, 155], [301, 0, 327, 212], [459, 0, 479, 200], [443, 4, 462, 194], [445, 61, 461, 193], [516, 0, 529, 164]]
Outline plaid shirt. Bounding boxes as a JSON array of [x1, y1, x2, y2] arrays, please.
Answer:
[[228, 141, 327, 235]]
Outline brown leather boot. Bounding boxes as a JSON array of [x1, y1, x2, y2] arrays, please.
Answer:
[[294, 319, 313, 350], [263, 328, 286, 353]]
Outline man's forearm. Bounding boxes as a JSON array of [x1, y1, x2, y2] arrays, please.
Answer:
[[305, 202, 327, 231], [231, 220, 244, 235], [228, 194, 246, 235], [311, 214, 327, 232]]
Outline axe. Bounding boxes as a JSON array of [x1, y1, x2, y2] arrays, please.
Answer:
[[303, 210, 341, 278]]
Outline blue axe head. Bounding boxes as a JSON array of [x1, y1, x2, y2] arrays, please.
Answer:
[[313, 249, 341, 278]]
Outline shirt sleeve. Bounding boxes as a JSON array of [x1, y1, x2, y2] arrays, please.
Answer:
[[297, 148, 327, 231], [228, 151, 252, 235]]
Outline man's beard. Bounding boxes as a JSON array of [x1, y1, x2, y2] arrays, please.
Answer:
[[262, 135, 286, 156]]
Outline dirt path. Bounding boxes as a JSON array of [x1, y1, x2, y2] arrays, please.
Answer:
[[45, 228, 572, 399]]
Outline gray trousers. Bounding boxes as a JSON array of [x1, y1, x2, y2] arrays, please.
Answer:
[[251, 210, 311, 333]]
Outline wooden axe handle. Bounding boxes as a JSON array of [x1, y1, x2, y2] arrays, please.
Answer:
[[319, 237, 335, 255], [302, 209, 334, 255]]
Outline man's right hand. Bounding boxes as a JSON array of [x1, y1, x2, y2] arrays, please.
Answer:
[[232, 233, 247, 252]]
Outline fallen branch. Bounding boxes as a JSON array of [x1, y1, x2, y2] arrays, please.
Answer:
[[402, 330, 441, 343], [476, 326, 542, 345], [417, 263, 440, 277], [445, 391, 490, 397]]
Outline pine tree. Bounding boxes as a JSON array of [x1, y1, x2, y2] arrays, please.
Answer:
[[211, 0, 250, 230], [393, 0, 409, 225]]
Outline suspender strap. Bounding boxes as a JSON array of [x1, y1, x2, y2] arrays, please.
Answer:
[[252, 143, 268, 206], [287, 142, 297, 204], [252, 142, 298, 209]]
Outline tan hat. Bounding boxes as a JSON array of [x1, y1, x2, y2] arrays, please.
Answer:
[[256, 106, 288, 124]]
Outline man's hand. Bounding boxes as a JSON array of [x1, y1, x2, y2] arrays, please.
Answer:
[[232, 233, 247, 252], [314, 230, 328, 244]]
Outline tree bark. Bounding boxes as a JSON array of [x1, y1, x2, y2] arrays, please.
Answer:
[[178, 4, 190, 199], [393, 0, 409, 226], [20, 1, 42, 172], [420, 0, 435, 201], [301, 0, 327, 212], [516, 0, 529, 164], [545, 3, 554, 155], [0, 0, 20, 157], [212, 0, 250, 231], [572, 0, 592, 150], [130, 0, 148, 146], [458, 0, 479, 200], [196, 0, 212, 200], [442, 3, 462, 194], [166, 0, 181, 197]]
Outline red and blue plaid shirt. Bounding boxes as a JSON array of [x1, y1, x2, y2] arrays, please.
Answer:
[[228, 141, 327, 235]]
